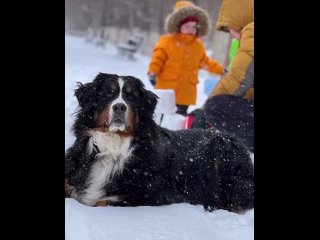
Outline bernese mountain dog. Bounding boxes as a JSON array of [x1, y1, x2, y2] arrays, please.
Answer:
[[65, 73, 254, 213]]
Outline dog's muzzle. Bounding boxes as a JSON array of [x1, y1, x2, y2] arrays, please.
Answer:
[[109, 103, 127, 131]]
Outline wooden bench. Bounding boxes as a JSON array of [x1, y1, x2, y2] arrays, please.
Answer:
[[116, 36, 143, 60]]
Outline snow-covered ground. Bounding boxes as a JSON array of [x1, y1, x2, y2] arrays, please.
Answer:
[[65, 34, 254, 240]]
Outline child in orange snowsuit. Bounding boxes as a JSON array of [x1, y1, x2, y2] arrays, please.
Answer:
[[148, 1, 225, 116]]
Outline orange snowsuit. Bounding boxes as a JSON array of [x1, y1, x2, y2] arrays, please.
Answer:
[[148, 33, 224, 106]]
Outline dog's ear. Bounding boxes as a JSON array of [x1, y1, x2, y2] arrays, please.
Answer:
[[74, 73, 118, 109], [139, 84, 159, 120], [93, 72, 117, 84], [74, 81, 94, 109]]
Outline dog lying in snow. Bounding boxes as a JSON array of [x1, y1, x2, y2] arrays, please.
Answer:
[[65, 73, 254, 213]]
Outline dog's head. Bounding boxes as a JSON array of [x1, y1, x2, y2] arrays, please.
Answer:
[[73, 73, 158, 136]]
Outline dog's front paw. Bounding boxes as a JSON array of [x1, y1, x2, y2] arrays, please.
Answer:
[[65, 179, 75, 198], [94, 200, 109, 207]]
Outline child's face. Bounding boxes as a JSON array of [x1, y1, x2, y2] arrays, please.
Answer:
[[180, 21, 198, 35]]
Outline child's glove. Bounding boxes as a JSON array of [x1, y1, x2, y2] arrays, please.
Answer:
[[149, 73, 156, 86]]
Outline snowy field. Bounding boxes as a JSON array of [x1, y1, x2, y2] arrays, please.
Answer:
[[65, 34, 254, 240]]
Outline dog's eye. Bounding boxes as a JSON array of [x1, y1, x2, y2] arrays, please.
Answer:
[[111, 83, 117, 93], [125, 86, 132, 93]]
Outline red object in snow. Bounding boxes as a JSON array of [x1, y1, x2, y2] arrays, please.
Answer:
[[183, 115, 195, 129]]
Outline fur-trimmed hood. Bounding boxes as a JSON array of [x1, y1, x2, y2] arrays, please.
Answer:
[[165, 1, 210, 37]]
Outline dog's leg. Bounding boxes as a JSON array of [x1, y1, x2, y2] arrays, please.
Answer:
[[218, 156, 254, 212], [203, 175, 223, 211]]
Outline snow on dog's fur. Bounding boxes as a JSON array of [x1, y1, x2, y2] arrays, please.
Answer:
[[65, 73, 254, 213]]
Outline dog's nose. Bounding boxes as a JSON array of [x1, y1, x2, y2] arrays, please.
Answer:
[[112, 103, 127, 113]]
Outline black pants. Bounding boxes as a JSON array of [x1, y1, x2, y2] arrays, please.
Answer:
[[204, 95, 254, 153], [176, 104, 189, 116]]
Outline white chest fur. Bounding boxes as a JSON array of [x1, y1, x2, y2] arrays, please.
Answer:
[[78, 131, 133, 206]]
